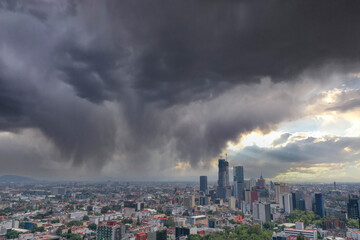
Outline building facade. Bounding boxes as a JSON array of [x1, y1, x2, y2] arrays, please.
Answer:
[[200, 176, 208, 193], [217, 159, 231, 200]]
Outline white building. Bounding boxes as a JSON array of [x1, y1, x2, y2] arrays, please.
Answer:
[[280, 193, 293, 214], [284, 227, 316, 240], [252, 201, 271, 222]]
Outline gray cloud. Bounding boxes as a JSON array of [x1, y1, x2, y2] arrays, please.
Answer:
[[0, 0, 360, 178], [231, 135, 360, 179], [272, 133, 292, 147]]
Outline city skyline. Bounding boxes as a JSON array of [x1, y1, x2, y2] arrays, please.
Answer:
[[1, 1, 360, 182]]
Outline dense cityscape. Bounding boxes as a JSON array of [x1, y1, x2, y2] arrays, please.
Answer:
[[2, 1, 360, 240], [0, 158, 360, 240]]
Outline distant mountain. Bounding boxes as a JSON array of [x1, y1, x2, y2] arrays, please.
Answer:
[[0, 175, 37, 183]]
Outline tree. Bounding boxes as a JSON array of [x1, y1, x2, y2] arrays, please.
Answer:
[[83, 215, 90, 221], [122, 218, 133, 224], [19, 221, 25, 229], [29, 224, 43, 233], [56, 228, 63, 236], [166, 217, 175, 227], [67, 220, 83, 227], [69, 234, 82, 240], [6, 230, 19, 239], [136, 217, 141, 226], [88, 223, 97, 231], [297, 232, 305, 240], [263, 222, 275, 230], [52, 218, 60, 224], [348, 219, 360, 228], [101, 206, 111, 214], [287, 210, 320, 227]]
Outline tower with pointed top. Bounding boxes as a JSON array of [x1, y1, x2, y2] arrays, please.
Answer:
[[257, 174, 266, 188]]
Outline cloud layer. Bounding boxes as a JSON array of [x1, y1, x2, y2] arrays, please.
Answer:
[[0, 0, 360, 179]]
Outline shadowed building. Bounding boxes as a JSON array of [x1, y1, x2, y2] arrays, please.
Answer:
[[217, 159, 231, 200], [200, 176, 207, 193]]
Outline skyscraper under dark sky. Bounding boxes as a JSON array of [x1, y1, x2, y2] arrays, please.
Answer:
[[200, 176, 207, 193], [233, 166, 244, 183], [217, 159, 231, 200], [233, 166, 245, 203]]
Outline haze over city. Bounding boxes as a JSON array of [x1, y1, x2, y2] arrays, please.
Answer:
[[1, 1, 360, 182]]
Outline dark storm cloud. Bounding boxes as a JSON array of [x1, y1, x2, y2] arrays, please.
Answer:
[[102, 0, 360, 104], [1, 0, 360, 176]]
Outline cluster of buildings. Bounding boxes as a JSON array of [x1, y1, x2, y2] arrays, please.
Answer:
[[0, 161, 359, 239]]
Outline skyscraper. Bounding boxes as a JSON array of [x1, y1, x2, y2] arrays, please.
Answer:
[[256, 174, 265, 188], [200, 176, 208, 193], [275, 182, 289, 204], [252, 201, 271, 223], [233, 166, 244, 183], [233, 166, 245, 203], [217, 158, 231, 200], [347, 196, 360, 220], [315, 193, 325, 218], [280, 193, 293, 214], [292, 191, 305, 210]]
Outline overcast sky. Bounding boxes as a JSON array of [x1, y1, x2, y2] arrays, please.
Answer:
[[1, 0, 360, 182]]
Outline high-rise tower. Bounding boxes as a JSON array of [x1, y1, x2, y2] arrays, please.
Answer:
[[217, 158, 231, 200], [200, 176, 208, 193], [314, 193, 325, 218], [233, 166, 245, 203]]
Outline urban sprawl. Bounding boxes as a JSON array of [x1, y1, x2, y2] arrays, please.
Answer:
[[0, 159, 360, 240]]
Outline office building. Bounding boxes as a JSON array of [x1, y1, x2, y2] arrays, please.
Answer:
[[200, 176, 208, 193], [233, 166, 245, 203], [217, 159, 231, 200], [189, 215, 208, 227], [252, 201, 271, 223], [298, 199, 306, 211], [292, 191, 305, 210], [229, 196, 236, 210], [199, 196, 210, 206], [283, 227, 316, 240], [156, 229, 167, 240], [233, 166, 244, 183], [184, 195, 195, 209], [256, 174, 265, 188], [250, 191, 258, 210], [314, 193, 325, 218], [147, 229, 167, 240], [249, 178, 257, 189], [244, 189, 251, 204], [280, 193, 293, 214], [274, 183, 289, 204], [96, 221, 125, 240], [347, 196, 360, 219], [51, 187, 66, 195], [175, 227, 190, 239]]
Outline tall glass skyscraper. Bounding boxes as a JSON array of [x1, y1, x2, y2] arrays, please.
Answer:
[[233, 166, 244, 183], [233, 166, 245, 203], [217, 159, 230, 200], [315, 193, 325, 218], [200, 176, 207, 192], [347, 196, 360, 219]]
